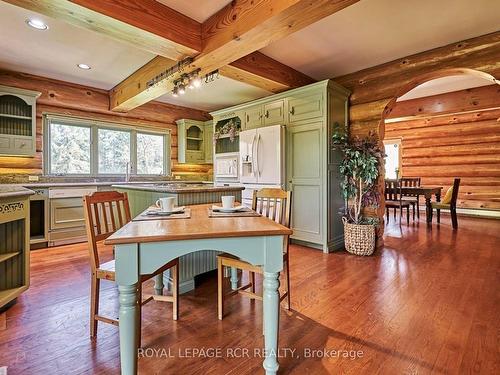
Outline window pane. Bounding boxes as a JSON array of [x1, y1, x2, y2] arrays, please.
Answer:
[[50, 123, 90, 174], [137, 133, 164, 174], [384, 142, 400, 179], [98, 128, 131, 174]]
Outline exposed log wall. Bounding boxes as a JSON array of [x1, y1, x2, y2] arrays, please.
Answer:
[[385, 107, 500, 210], [0, 70, 212, 177], [334, 31, 500, 243]]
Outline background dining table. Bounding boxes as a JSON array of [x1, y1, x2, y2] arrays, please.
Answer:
[[387, 185, 443, 222], [105, 203, 292, 375]]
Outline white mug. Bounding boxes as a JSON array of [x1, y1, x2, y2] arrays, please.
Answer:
[[156, 197, 175, 212], [221, 195, 235, 209]]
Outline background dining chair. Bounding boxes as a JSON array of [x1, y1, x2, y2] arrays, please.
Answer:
[[431, 178, 461, 229], [217, 188, 292, 320], [400, 177, 421, 220], [83, 191, 179, 343], [385, 179, 411, 225]]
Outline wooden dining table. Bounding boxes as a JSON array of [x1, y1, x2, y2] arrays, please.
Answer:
[[398, 186, 443, 222], [105, 203, 292, 375]]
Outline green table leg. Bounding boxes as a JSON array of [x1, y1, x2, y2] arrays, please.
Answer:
[[154, 273, 164, 295], [263, 271, 280, 375], [230, 267, 239, 290], [118, 284, 139, 375]]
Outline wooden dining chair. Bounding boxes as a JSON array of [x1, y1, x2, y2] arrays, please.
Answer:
[[83, 191, 179, 343], [217, 188, 292, 320], [400, 177, 421, 220], [431, 178, 461, 229], [385, 179, 411, 225]]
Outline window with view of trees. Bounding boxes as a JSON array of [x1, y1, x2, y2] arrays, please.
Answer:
[[98, 128, 131, 174], [137, 132, 164, 175], [45, 116, 170, 176], [50, 123, 91, 174]]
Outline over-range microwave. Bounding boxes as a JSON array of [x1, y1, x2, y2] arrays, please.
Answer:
[[214, 152, 239, 181]]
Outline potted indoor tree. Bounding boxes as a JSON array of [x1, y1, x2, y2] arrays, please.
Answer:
[[332, 129, 384, 256]]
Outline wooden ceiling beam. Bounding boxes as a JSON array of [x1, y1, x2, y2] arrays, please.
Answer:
[[110, 0, 358, 111], [386, 84, 500, 120], [3, 0, 201, 59], [5, 0, 321, 107], [223, 52, 315, 93]]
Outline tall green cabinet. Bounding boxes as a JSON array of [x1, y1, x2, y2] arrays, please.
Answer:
[[210, 80, 350, 252]]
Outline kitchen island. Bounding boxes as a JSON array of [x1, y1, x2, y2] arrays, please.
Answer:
[[113, 182, 244, 293], [113, 182, 243, 217]]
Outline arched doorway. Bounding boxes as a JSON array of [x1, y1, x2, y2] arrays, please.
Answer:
[[377, 68, 499, 233]]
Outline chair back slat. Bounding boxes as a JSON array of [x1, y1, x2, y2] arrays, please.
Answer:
[[400, 177, 421, 197], [385, 179, 402, 203], [252, 188, 292, 228], [83, 191, 131, 270]]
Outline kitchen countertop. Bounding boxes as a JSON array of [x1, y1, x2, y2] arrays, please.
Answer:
[[2, 181, 213, 188], [0, 185, 35, 199], [112, 183, 243, 194]]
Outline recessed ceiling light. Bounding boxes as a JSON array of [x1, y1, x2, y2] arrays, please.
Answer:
[[26, 18, 48, 30], [77, 63, 92, 70]]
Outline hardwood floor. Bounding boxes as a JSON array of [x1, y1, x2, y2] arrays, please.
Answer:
[[0, 214, 499, 374]]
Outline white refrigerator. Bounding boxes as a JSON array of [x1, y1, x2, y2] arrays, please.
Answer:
[[239, 124, 285, 207]]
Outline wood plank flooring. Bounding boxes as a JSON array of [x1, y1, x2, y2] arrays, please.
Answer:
[[0, 214, 498, 374]]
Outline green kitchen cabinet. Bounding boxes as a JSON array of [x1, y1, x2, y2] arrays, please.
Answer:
[[286, 121, 324, 245], [287, 91, 324, 124], [177, 119, 214, 164], [176, 119, 205, 164], [0, 190, 32, 310], [0, 85, 40, 157], [211, 80, 350, 252], [204, 120, 214, 163], [263, 100, 285, 126], [243, 105, 263, 130]]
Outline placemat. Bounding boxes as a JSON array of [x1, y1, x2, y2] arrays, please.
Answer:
[[134, 207, 191, 221], [208, 207, 261, 218]]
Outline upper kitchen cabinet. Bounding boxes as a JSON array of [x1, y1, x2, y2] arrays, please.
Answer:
[[176, 119, 205, 164], [243, 105, 263, 130], [242, 99, 285, 129], [263, 100, 285, 126], [287, 91, 323, 123], [0, 85, 40, 157]]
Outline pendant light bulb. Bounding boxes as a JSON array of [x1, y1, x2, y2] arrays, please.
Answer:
[[178, 84, 186, 95]]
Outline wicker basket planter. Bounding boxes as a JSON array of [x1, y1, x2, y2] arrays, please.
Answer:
[[342, 217, 376, 256]]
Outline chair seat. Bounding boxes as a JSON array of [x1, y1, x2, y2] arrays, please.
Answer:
[[386, 200, 411, 207], [431, 202, 451, 209], [96, 260, 116, 281]]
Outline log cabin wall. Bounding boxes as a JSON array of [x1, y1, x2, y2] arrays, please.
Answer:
[[385, 94, 500, 211], [0, 69, 212, 179], [334, 31, 500, 242]]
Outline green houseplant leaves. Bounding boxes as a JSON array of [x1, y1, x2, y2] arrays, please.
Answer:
[[332, 126, 384, 224]]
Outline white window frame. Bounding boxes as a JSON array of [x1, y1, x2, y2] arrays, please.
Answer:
[[44, 114, 171, 177], [383, 138, 402, 179]]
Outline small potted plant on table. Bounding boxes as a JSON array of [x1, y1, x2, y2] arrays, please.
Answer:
[[332, 130, 384, 256]]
